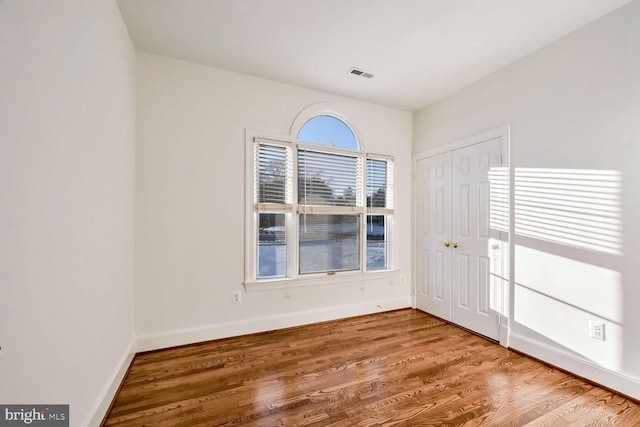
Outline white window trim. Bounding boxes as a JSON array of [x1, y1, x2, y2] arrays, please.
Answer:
[[245, 269, 399, 291], [244, 128, 396, 291]]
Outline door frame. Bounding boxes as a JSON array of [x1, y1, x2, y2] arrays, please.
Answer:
[[412, 125, 512, 347]]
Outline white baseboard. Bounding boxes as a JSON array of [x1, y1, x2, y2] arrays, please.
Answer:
[[85, 339, 136, 427], [136, 297, 411, 352], [510, 332, 640, 400]]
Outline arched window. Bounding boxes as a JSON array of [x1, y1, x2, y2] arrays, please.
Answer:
[[247, 107, 393, 285], [297, 115, 359, 150]]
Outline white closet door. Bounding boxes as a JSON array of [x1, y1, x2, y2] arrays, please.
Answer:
[[450, 138, 502, 340], [415, 137, 502, 341], [415, 152, 451, 320]]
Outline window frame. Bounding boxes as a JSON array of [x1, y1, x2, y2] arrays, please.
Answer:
[[245, 128, 396, 290]]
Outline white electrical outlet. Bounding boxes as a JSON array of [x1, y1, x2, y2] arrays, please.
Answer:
[[589, 320, 605, 340], [232, 291, 242, 304]]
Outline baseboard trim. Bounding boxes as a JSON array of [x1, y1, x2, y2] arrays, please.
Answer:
[[509, 332, 640, 400], [136, 297, 411, 352], [85, 339, 136, 427]]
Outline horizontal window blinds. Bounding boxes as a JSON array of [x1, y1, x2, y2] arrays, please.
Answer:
[[298, 149, 364, 207], [255, 143, 293, 208], [367, 157, 394, 213]]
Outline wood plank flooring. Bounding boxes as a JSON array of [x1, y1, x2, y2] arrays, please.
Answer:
[[103, 309, 640, 426]]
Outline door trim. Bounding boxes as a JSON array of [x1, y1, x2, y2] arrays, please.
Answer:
[[412, 125, 511, 347]]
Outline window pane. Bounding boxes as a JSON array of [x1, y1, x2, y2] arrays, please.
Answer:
[[367, 215, 387, 270], [298, 150, 362, 207], [258, 213, 286, 278], [256, 144, 291, 204], [367, 158, 388, 208], [299, 214, 360, 274], [297, 115, 358, 150]]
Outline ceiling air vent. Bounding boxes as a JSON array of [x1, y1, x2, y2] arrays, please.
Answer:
[[349, 67, 374, 79]]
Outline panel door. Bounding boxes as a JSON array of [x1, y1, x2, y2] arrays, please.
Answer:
[[450, 138, 502, 340], [415, 152, 451, 320]]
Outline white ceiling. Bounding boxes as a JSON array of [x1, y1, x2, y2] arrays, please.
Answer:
[[116, 0, 632, 111]]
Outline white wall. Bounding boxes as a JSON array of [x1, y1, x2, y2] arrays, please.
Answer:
[[135, 53, 413, 350], [0, 1, 136, 425], [413, 1, 640, 397]]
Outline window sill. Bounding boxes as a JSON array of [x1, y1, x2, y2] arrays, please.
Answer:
[[244, 270, 399, 292]]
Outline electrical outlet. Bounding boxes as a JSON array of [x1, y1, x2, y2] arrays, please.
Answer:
[[589, 320, 605, 340], [232, 291, 242, 304]]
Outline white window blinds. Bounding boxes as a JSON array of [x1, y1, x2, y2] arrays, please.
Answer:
[[298, 149, 364, 208], [255, 142, 293, 210], [367, 157, 394, 213]]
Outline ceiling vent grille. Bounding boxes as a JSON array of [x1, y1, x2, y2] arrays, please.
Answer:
[[349, 67, 374, 79]]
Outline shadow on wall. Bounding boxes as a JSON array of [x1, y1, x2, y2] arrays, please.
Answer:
[[510, 168, 625, 371]]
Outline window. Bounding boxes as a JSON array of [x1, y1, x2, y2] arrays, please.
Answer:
[[297, 115, 359, 149], [248, 114, 393, 284], [366, 157, 393, 270], [299, 214, 360, 274]]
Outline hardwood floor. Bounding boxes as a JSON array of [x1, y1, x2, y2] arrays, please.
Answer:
[[103, 309, 640, 426]]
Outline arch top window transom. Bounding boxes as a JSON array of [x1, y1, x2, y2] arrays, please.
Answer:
[[296, 115, 359, 150]]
